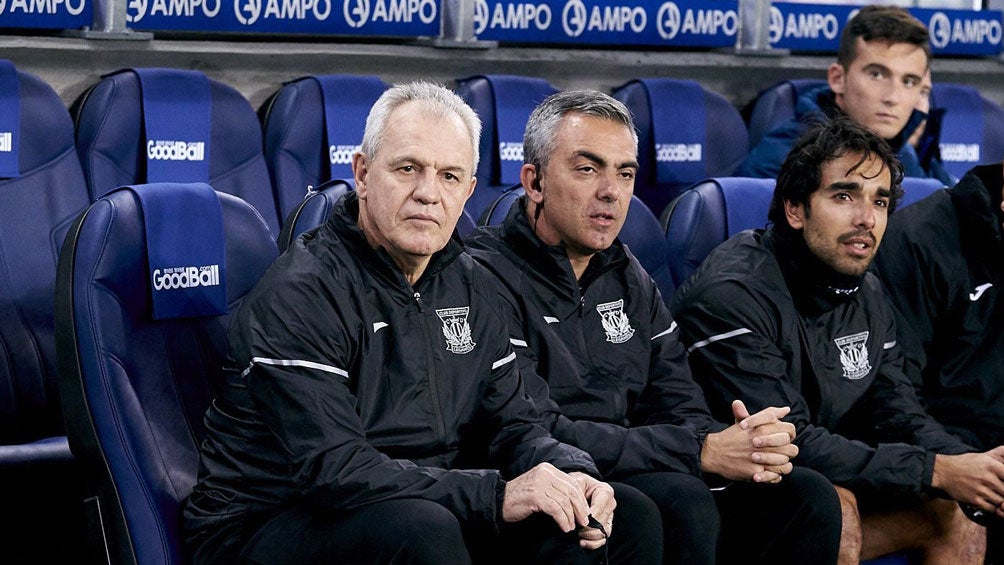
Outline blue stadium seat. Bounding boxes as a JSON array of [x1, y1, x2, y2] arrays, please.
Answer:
[[898, 176, 946, 209], [481, 187, 674, 303], [744, 79, 827, 148], [0, 58, 91, 561], [56, 183, 278, 565], [664, 177, 776, 288], [455, 74, 559, 219], [930, 83, 1004, 180], [277, 178, 475, 252], [74, 68, 282, 235], [261, 75, 388, 224], [613, 78, 750, 219]]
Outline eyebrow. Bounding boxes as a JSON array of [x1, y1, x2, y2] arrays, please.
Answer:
[[825, 181, 892, 198], [388, 155, 469, 176], [574, 150, 639, 171], [862, 62, 922, 84]]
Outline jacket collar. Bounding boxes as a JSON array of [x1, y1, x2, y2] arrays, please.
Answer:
[[499, 194, 628, 294], [326, 191, 464, 289], [768, 227, 865, 316]]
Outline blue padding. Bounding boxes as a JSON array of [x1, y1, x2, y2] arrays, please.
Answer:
[[484, 75, 553, 185], [638, 79, 706, 184], [932, 84, 987, 179], [0, 60, 20, 178], [720, 177, 775, 236], [132, 69, 211, 183], [127, 183, 227, 320], [314, 75, 387, 181], [898, 177, 945, 210]]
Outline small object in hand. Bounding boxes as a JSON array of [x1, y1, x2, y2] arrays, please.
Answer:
[[586, 515, 608, 538]]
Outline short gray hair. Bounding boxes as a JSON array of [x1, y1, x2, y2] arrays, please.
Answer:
[[523, 90, 637, 173], [360, 81, 482, 172]]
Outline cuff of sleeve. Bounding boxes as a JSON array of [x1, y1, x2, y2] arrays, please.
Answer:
[[494, 477, 508, 529], [920, 450, 939, 495]]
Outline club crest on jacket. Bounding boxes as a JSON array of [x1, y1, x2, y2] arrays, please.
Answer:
[[437, 307, 476, 354], [597, 299, 635, 344], [835, 331, 871, 380]]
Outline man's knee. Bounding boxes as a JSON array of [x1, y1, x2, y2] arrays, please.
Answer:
[[835, 485, 863, 564], [380, 500, 469, 564]]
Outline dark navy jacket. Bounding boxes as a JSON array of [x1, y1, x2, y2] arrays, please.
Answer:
[[467, 196, 723, 481], [875, 163, 1004, 450], [184, 192, 596, 559], [671, 227, 972, 498], [737, 85, 955, 186]]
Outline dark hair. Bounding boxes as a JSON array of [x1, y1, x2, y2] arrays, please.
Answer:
[[768, 116, 905, 235], [837, 5, 931, 68]]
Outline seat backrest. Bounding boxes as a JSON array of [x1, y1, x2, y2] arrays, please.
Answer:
[[481, 187, 675, 302], [931, 83, 1004, 180], [261, 75, 388, 223], [0, 59, 90, 451], [613, 78, 749, 218], [74, 68, 281, 235], [665, 177, 775, 287], [56, 183, 278, 565], [745, 79, 827, 148], [455, 74, 559, 219], [898, 176, 946, 209]]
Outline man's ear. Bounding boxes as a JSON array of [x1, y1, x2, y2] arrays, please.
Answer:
[[352, 152, 369, 199], [827, 63, 846, 96], [521, 163, 544, 204], [784, 199, 805, 231]]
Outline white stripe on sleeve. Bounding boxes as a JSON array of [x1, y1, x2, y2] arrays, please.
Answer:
[[492, 351, 517, 370], [651, 321, 678, 341], [241, 357, 349, 380], [687, 328, 753, 353]]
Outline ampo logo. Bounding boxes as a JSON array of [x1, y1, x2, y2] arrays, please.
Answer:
[[344, 0, 369, 27], [66, 0, 87, 14], [656, 2, 681, 40], [929, 12, 951, 49], [472, 0, 488, 34], [562, 0, 586, 38], [235, 0, 261, 24], [152, 265, 221, 291], [0, 0, 5, 13], [128, 0, 148, 22], [499, 142, 523, 162], [329, 144, 359, 165], [769, 6, 783, 44]]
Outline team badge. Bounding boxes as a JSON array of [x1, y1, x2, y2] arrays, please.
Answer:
[[436, 307, 476, 354], [834, 331, 871, 380], [596, 299, 635, 344]]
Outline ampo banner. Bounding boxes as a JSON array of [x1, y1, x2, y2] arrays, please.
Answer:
[[0, 0, 91, 29]]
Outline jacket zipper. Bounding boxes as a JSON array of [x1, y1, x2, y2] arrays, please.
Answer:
[[415, 291, 446, 443]]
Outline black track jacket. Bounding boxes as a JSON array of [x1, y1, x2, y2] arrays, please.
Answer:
[[670, 228, 972, 498], [184, 192, 597, 551], [875, 163, 1004, 450], [467, 196, 722, 481]]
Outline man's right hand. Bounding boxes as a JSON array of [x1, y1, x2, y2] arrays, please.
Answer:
[[932, 447, 1004, 518], [700, 400, 798, 483], [502, 462, 592, 533]]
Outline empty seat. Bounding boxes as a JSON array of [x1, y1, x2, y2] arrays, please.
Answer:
[[455, 74, 559, 218], [613, 79, 750, 218], [664, 177, 776, 288], [481, 187, 675, 302], [74, 68, 282, 235], [56, 182, 278, 565], [0, 59, 91, 561], [744, 79, 827, 148], [930, 83, 1004, 180], [261, 75, 388, 223], [898, 176, 946, 209]]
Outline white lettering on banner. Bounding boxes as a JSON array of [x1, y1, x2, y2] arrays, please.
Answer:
[[148, 0, 220, 17], [9, 0, 86, 15], [234, 0, 261, 24], [655, 143, 701, 163], [128, 0, 147, 21], [778, 11, 838, 40], [147, 140, 206, 162], [472, 0, 488, 33], [952, 17, 1002, 45], [498, 141, 523, 162], [586, 5, 646, 33], [365, 0, 434, 24], [562, 0, 586, 37], [0, 132, 11, 152], [152, 265, 221, 291], [0, 0, 6, 14], [343, 0, 368, 27], [263, 0, 330, 20], [488, 2, 551, 31], [681, 8, 736, 36], [940, 143, 980, 163], [769, 6, 783, 43], [656, 2, 681, 40], [329, 144, 359, 165]]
